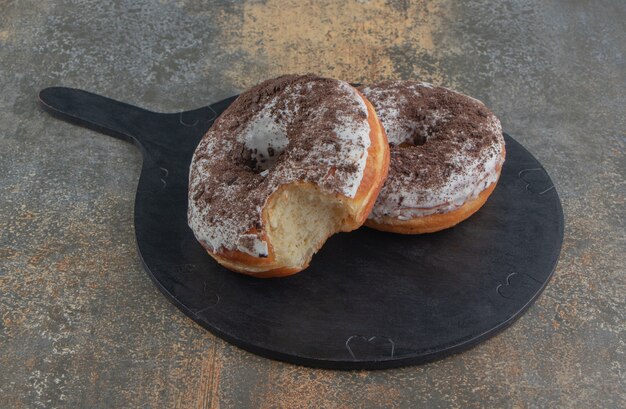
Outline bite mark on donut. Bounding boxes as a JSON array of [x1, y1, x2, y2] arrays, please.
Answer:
[[188, 75, 386, 271]]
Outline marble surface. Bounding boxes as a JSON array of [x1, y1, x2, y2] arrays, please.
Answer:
[[1, 1, 624, 407]]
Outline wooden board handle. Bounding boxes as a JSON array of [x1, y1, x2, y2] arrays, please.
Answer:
[[38, 87, 159, 146]]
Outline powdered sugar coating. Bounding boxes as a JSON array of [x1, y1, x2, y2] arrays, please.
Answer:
[[360, 81, 505, 221], [188, 75, 371, 257]]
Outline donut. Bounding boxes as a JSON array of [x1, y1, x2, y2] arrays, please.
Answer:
[[360, 81, 505, 234], [188, 75, 389, 277]]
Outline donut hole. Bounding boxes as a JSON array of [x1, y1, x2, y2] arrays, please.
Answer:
[[265, 184, 347, 268], [243, 115, 289, 173], [241, 147, 285, 173], [397, 128, 428, 147], [391, 113, 445, 148]]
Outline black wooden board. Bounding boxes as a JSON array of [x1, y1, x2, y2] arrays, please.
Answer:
[[38, 87, 564, 369]]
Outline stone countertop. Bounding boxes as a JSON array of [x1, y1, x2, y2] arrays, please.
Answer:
[[1, 1, 624, 408]]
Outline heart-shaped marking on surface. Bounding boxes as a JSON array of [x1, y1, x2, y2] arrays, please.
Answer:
[[159, 167, 169, 190], [496, 272, 542, 300], [179, 105, 218, 127], [519, 168, 554, 195], [179, 111, 199, 127], [345, 335, 395, 360]]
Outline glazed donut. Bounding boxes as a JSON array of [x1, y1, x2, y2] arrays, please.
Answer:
[[188, 75, 389, 277], [360, 81, 505, 234]]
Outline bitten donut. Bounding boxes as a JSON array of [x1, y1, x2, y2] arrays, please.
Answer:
[[360, 81, 505, 234], [188, 75, 389, 277]]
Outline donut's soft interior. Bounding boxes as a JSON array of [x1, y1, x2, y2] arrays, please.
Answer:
[[265, 184, 348, 269]]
